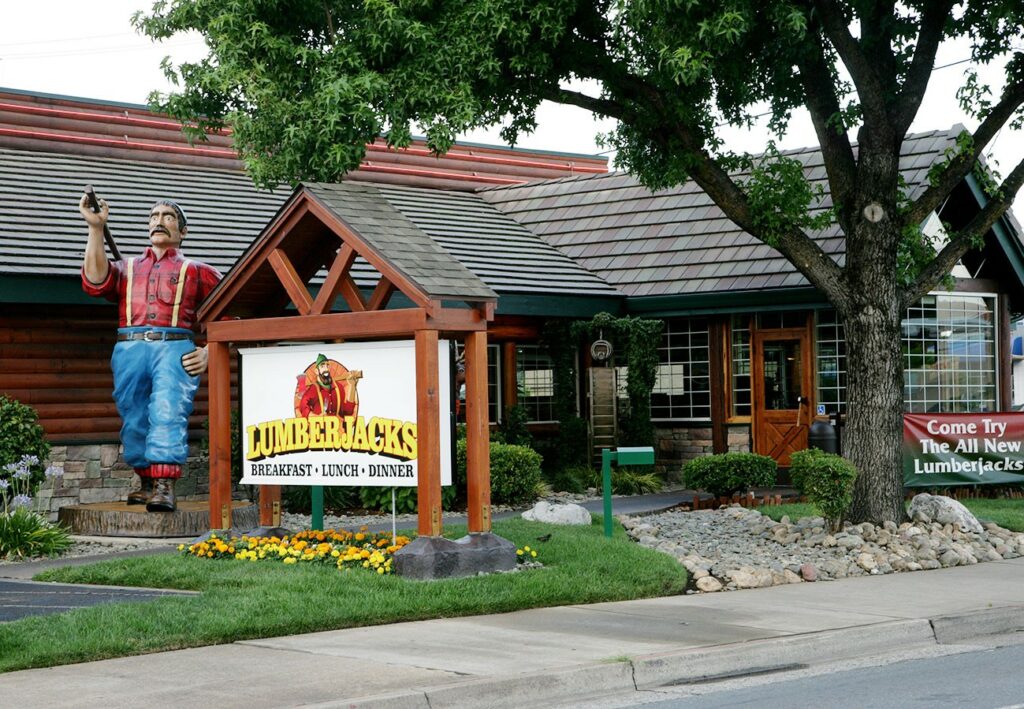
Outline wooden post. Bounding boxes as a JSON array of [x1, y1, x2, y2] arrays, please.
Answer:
[[415, 329, 442, 536], [465, 330, 491, 533], [502, 342, 518, 411], [207, 341, 232, 531], [259, 485, 281, 528]]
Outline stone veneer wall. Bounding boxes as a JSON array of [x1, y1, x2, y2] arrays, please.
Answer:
[[654, 423, 751, 478], [34, 442, 212, 520]]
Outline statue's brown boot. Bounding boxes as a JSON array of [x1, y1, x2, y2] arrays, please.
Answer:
[[146, 478, 177, 512], [146, 465, 180, 512], [126, 471, 153, 505]]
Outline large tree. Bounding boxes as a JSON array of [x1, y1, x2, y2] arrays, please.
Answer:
[[136, 1, 1024, 522]]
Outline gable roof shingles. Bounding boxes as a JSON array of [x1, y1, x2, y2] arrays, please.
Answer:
[[479, 128, 973, 298]]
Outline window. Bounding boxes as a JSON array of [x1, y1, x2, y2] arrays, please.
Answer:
[[816, 309, 846, 415], [730, 315, 751, 418], [454, 342, 501, 423], [903, 294, 996, 413], [812, 294, 997, 414], [650, 318, 711, 420], [516, 344, 556, 422]]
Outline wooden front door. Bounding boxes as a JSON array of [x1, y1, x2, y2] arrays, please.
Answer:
[[752, 328, 813, 466]]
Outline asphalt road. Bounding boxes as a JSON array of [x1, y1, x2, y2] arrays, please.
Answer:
[[612, 639, 1024, 709], [0, 579, 195, 622]]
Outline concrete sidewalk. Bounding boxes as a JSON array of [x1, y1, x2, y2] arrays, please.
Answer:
[[2, 557, 1023, 708]]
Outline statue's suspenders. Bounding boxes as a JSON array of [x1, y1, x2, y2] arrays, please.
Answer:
[[170, 260, 192, 328], [123, 258, 191, 328], [125, 258, 135, 325]]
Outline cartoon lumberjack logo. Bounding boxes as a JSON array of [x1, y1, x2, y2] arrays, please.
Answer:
[[293, 353, 362, 419]]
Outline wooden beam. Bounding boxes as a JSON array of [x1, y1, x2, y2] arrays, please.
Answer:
[[426, 308, 488, 333], [207, 308, 427, 343], [367, 278, 396, 311], [207, 341, 233, 531], [200, 198, 310, 322], [311, 244, 357, 315], [709, 318, 728, 454], [339, 275, 367, 312], [304, 193, 433, 311], [268, 249, 313, 316], [415, 329, 443, 536], [465, 330, 491, 533]]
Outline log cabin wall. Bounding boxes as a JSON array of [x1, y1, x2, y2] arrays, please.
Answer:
[[1, 302, 229, 516]]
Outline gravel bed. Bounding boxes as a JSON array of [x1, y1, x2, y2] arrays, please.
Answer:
[[622, 502, 1024, 593]]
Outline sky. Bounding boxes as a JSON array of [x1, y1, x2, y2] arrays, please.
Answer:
[[1, 1, 1021, 215]]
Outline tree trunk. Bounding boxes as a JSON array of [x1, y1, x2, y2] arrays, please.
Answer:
[[841, 296, 907, 523]]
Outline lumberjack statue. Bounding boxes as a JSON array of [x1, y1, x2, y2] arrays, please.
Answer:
[[80, 189, 222, 512]]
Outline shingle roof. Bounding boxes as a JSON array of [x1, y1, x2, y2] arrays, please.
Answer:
[[0, 148, 617, 301], [373, 184, 619, 297], [304, 182, 497, 301], [0, 148, 288, 278], [479, 128, 970, 297]]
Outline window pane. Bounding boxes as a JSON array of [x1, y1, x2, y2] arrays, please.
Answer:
[[650, 318, 712, 421], [731, 315, 751, 417], [516, 344, 556, 422]]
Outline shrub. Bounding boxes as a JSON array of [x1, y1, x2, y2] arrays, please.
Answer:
[[497, 405, 532, 447], [682, 452, 777, 498], [282, 485, 359, 514], [358, 484, 457, 514], [789, 449, 858, 531], [0, 397, 50, 502], [589, 466, 664, 495], [545, 464, 589, 494], [0, 506, 72, 560], [456, 438, 544, 506]]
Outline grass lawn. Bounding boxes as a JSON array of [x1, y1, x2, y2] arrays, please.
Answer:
[[757, 499, 1024, 532], [0, 517, 686, 673]]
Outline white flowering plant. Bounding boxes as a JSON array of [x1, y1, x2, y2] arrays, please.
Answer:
[[0, 457, 71, 559]]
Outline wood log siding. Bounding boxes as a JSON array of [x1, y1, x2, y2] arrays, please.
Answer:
[[0, 304, 234, 443]]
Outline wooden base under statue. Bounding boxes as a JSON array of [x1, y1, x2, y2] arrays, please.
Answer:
[[58, 501, 258, 538]]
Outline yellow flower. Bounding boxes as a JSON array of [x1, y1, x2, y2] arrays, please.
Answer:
[[530, 551, 537, 558], [523, 546, 531, 552], [377, 566, 385, 575], [283, 557, 297, 564], [516, 549, 523, 556], [177, 544, 185, 551]]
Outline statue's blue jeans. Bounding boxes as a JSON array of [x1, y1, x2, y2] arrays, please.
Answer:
[[111, 328, 199, 469]]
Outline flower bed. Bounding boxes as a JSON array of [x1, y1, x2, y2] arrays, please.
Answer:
[[180, 527, 411, 574]]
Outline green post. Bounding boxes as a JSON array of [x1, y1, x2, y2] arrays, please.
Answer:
[[602, 448, 615, 538], [311, 485, 324, 531]]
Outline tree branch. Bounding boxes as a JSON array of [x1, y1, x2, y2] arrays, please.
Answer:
[[812, 0, 889, 123], [667, 124, 848, 301], [547, 87, 626, 120], [795, 34, 858, 232], [902, 153, 1024, 307], [903, 77, 1024, 228], [893, 1, 955, 135]]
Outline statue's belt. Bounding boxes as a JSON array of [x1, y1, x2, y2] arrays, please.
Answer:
[[117, 331, 193, 342]]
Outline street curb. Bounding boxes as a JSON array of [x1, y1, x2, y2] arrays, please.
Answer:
[[930, 605, 1024, 644], [631, 619, 935, 689], [312, 620, 937, 708]]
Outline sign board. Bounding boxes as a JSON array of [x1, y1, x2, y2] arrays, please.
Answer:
[[903, 413, 1024, 487], [239, 341, 452, 487]]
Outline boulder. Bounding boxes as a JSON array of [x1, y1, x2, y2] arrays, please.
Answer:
[[908, 494, 983, 534], [521, 500, 592, 526], [695, 576, 723, 593]]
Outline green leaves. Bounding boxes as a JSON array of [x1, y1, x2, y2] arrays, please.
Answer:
[[741, 144, 832, 245]]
